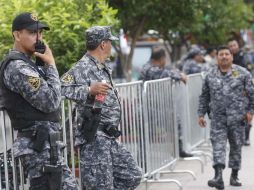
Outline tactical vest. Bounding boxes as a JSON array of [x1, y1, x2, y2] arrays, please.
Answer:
[[0, 51, 61, 130]]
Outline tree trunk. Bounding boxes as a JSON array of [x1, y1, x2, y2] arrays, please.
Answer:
[[124, 16, 147, 81]]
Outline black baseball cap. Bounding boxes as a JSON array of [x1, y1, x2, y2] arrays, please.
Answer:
[[12, 12, 49, 32]]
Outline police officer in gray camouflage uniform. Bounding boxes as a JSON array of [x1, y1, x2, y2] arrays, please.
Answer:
[[182, 48, 208, 75], [198, 46, 254, 189], [138, 47, 165, 81], [139, 47, 187, 83], [61, 26, 142, 190], [0, 12, 79, 190], [139, 47, 192, 158]]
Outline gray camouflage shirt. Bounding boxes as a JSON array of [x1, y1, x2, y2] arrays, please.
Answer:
[[138, 61, 164, 81], [3, 50, 61, 157], [183, 59, 210, 75], [61, 54, 121, 145], [160, 67, 182, 81], [198, 64, 254, 121], [139, 62, 183, 81]]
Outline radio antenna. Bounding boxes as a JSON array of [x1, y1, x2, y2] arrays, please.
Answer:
[[36, 20, 39, 43]]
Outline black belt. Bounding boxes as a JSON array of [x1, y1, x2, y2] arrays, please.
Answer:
[[17, 130, 36, 138]]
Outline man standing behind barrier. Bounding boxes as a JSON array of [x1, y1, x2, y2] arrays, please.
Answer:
[[182, 47, 208, 75], [139, 47, 187, 83], [198, 46, 254, 189], [0, 12, 79, 189], [139, 47, 192, 158], [61, 26, 142, 190]]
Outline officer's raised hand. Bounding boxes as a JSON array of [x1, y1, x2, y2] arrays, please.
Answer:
[[89, 82, 111, 96], [34, 44, 56, 66]]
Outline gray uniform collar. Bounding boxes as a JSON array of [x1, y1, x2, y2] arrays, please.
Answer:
[[85, 53, 106, 70], [216, 65, 239, 77], [10, 49, 31, 59]]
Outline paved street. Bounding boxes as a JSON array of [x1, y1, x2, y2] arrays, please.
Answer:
[[137, 129, 254, 190]]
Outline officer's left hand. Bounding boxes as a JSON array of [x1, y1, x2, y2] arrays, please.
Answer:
[[245, 112, 253, 124], [34, 44, 56, 66]]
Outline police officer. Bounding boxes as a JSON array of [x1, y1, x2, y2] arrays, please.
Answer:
[[0, 12, 79, 190], [61, 26, 142, 190], [228, 39, 254, 145], [139, 47, 191, 158], [139, 47, 187, 83], [198, 46, 254, 189], [182, 47, 207, 75], [138, 47, 166, 80]]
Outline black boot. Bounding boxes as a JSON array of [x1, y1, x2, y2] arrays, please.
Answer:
[[179, 151, 194, 157], [179, 140, 193, 158], [208, 165, 224, 190], [230, 169, 242, 186]]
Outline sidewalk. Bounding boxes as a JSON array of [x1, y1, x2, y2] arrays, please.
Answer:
[[137, 129, 254, 190]]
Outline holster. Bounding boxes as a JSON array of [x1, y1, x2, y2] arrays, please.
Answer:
[[41, 132, 63, 190], [42, 164, 63, 190], [78, 106, 101, 143], [31, 126, 49, 152], [49, 132, 60, 165]]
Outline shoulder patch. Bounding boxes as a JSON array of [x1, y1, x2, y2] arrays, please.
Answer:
[[61, 73, 74, 84], [28, 76, 41, 90], [248, 64, 253, 70], [232, 70, 239, 78]]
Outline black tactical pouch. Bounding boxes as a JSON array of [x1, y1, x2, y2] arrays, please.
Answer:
[[78, 106, 101, 143], [42, 132, 63, 190], [42, 164, 62, 190], [32, 126, 49, 152]]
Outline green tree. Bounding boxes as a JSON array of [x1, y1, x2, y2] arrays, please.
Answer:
[[109, 0, 202, 80], [0, 0, 119, 75], [109, 0, 254, 81], [190, 0, 254, 46]]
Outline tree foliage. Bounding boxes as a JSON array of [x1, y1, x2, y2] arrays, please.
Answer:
[[190, 0, 254, 45], [109, 0, 254, 80], [0, 0, 118, 74]]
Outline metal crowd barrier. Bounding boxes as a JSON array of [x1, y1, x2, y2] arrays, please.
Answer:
[[116, 81, 146, 173], [185, 74, 206, 149], [0, 110, 11, 190], [0, 74, 211, 190], [143, 78, 176, 173], [60, 100, 82, 188], [184, 74, 212, 159], [0, 109, 25, 190], [172, 78, 208, 171]]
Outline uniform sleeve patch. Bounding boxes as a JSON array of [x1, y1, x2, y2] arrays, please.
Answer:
[[28, 76, 41, 90], [61, 74, 74, 84], [248, 64, 253, 70], [232, 70, 239, 77]]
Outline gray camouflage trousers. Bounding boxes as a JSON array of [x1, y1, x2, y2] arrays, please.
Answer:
[[80, 133, 142, 190], [210, 117, 245, 170], [20, 150, 79, 190]]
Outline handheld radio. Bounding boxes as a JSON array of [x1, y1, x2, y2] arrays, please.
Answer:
[[34, 21, 46, 66]]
